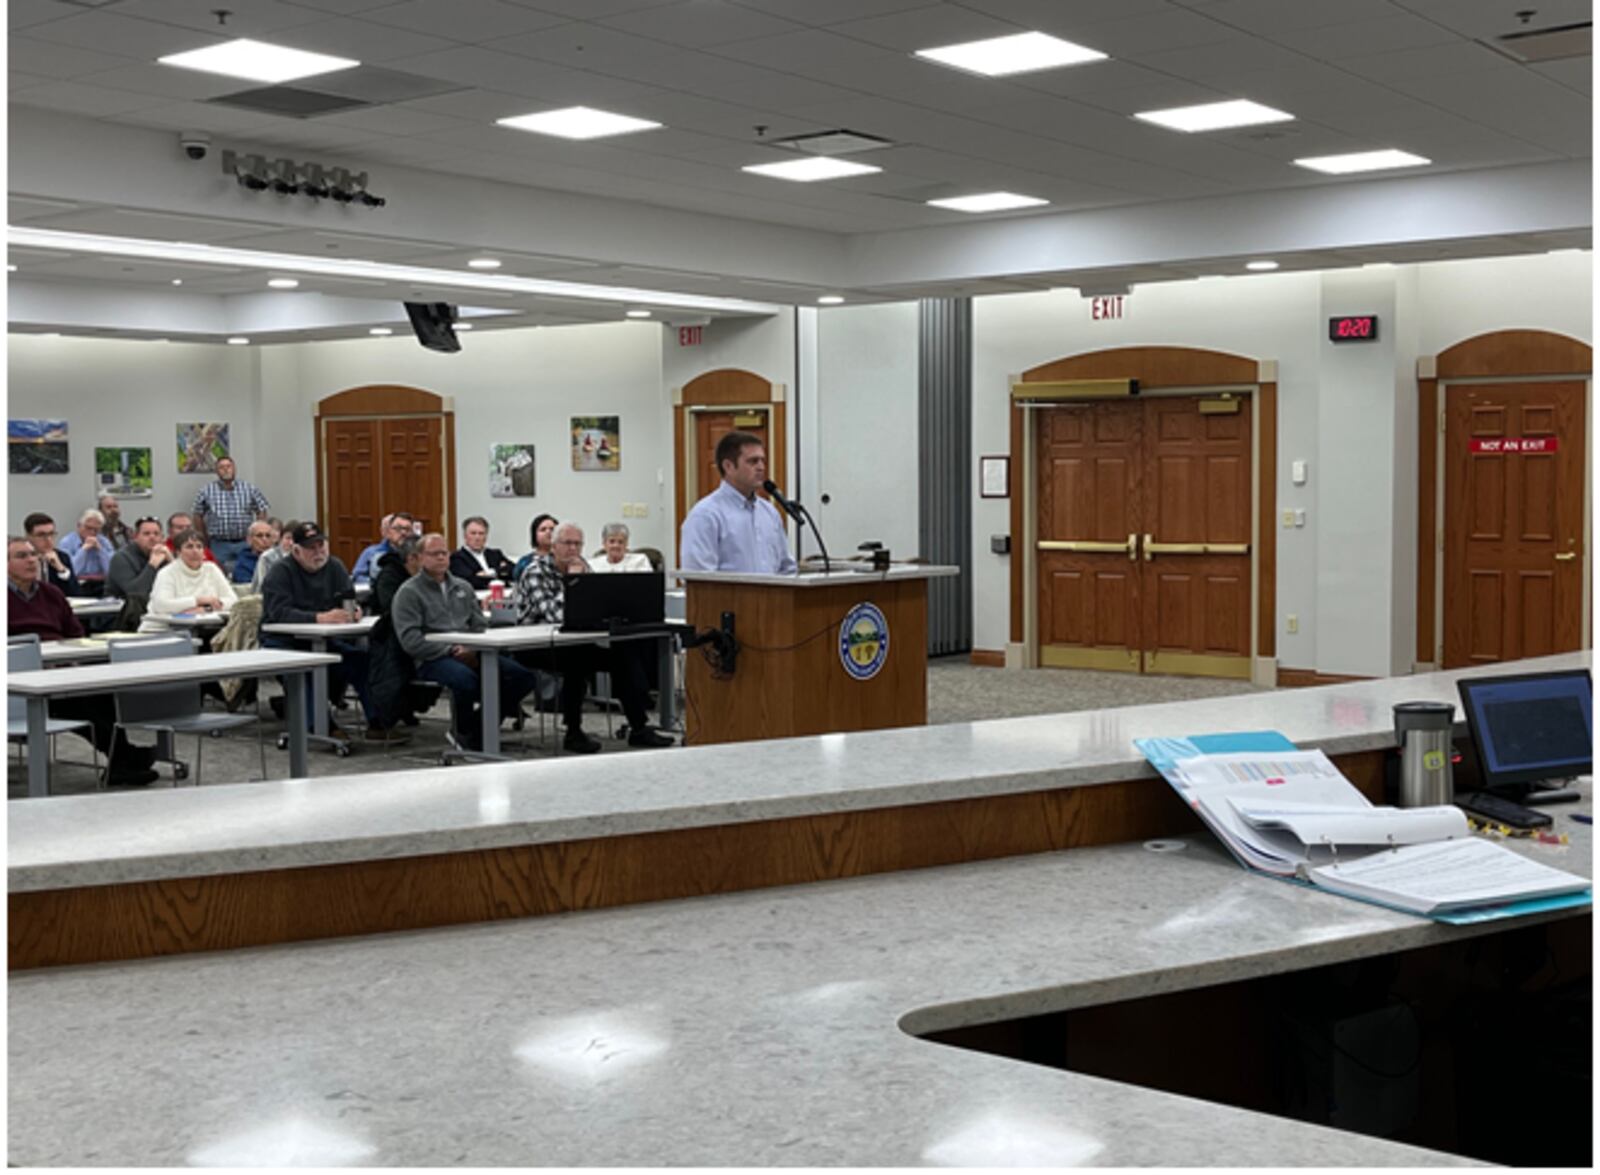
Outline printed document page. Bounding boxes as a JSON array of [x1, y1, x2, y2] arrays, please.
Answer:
[[1308, 836, 1590, 915], [1229, 802, 1469, 848]]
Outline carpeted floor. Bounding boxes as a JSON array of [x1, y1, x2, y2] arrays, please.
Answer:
[[10, 658, 1270, 798]]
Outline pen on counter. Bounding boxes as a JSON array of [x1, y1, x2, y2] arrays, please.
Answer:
[[1571, 814, 1592, 825]]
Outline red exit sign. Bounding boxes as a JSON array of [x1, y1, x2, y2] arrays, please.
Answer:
[[1090, 294, 1125, 321], [677, 325, 703, 347]]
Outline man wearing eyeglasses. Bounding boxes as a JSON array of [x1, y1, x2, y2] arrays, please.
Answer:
[[21, 512, 79, 597]]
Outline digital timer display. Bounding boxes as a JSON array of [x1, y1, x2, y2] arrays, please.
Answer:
[[1329, 314, 1379, 342]]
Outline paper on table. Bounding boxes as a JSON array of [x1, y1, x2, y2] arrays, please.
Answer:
[[1308, 836, 1591, 915], [1230, 802, 1469, 848]]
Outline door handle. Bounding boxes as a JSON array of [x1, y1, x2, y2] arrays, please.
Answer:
[[1144, 537, 1251, 559], [1038, 539, 1136, 555], [1555, 552, 1578, 562], [1128, 533, 1138, 562]]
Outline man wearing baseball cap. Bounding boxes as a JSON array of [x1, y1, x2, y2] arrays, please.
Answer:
[[261, 522, 398, 743]]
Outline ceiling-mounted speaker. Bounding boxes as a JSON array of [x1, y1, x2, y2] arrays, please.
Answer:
[[403, 302, 460, 353]]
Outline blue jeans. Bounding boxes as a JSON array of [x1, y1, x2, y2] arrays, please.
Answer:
[[209, 537, 249, 575], [416, 652, 539, 744], [261, 633, 373, 729]]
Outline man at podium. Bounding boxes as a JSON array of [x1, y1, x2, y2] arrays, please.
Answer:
[[680, 431, 797, 575]]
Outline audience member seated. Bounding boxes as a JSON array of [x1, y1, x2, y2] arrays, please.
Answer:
[[164, 513, 219, 563], [97, 494, 132, 550], [106, 516, 171, 625], [450, 515, 515, 585], [589, 522, 653, 573], [394, 533, 540, 752], [353, 512, 416, 583], [251, 518, 296, 594], [6, 535, 157, 785], [511, 512, 558, 583], [370, 535, 422, 616], [192, 456, 271, 573], [514, 521, 673, 754], [22, 512, 79, 597], [232, 519, 279, 587], [261, 522, 388, 743], [57, 508, 114, 584], [141, 529, 237, 632]]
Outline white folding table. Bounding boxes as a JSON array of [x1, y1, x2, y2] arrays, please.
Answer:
[[8, 649, 338, 797], [260, 616, 380, 753]]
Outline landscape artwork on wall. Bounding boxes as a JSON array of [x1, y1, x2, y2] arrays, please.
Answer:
[[570, 416, 620, 471], [8, 419, 69, 475], [176, 422, 230, 474], [95, 446, 154, 497], [489, 444, 537, 498]]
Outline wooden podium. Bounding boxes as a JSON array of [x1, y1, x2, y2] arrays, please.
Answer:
[[678, 566, 959, 745]]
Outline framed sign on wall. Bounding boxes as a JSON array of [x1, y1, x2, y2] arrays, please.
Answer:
[[980, 455, 1010, 499]]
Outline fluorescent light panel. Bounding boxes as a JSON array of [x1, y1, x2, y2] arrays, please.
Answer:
[[1134, 99, 1293, 132], [497, 106, 661, 140], [1294, 149, 1431, 174], [927, 191, 1048, 213], [915, 31, 1106, 76], [817, 295, 845, 305], [1245, 260, 1279, 271], [742, 157, 881, 182], [157, 38, 358, 84], [7, 226, 782, 317]]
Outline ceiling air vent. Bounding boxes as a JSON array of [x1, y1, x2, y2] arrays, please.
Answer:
[[772, 129, 894, 156], [1485, 20, 1591, 63], [205, 66, 463, 120]]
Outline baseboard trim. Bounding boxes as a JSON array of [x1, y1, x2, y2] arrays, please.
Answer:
[[969, 649, 1005, 667], [1277, 668, 1375, 688]]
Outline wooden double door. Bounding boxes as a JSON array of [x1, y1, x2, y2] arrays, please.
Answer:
[[321, 415, 450, 572], [1037, 395, 1253, 678], [1442, 381, 1587, 668]]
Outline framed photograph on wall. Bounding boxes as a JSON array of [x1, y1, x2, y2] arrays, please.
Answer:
[[176, 422, 230, 474], [8, 419, 69, 475], [570, 415, 620, 471], [489, 444, 536, 498], [980, 455, 1010, 499], [95, 446, 153, 497]]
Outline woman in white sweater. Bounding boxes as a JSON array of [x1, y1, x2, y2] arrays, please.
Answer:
[[588, 522, 653, 573], [141, 529, 237, 631]]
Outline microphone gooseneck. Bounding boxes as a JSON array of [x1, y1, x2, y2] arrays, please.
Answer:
[[763, 479, 830, 573]]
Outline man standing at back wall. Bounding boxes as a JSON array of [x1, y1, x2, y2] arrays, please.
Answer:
[[679, 430, 797, 575], [192, 456, 270, 574]]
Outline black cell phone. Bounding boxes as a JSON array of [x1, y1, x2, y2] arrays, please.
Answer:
[[1456, 791, 1553, 829]]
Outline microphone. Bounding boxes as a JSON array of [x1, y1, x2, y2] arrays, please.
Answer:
[[762, 479, 804, 522]]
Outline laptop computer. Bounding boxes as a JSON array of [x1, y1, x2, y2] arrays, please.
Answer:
[[561, 570, 666, 632]]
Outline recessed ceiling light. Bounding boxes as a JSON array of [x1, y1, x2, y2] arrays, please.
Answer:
[[454, 322, 474, 331], [1293, 149, 1431, 175], [369, 327, 393, 336], [171, 278, 183, 285], [625, 309, 651, 318], [915, 31, 1106, 76], [1245, 260, 1279, 271], [157, 39, 359, 85], [927, 191, 1049, 213], [817, 295, 845, 305], [267, 277, 299, 289], [6, 264, 15, 272], [496, 106, 662, 140], [1134, 99, 1294, 133], [226, 336, 250, 345], [1363, 261, 1396, 269], [742, 157, 881, 182], [467, 258, 501, 270]]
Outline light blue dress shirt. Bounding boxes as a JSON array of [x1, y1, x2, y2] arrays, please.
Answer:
[[59, 530, 114, 579], [680, 481, 797, 575], [352, 539, 390, 582]]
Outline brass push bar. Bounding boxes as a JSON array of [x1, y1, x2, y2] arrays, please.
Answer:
[[1038, 534, 1139, 561], [1143, 535, 1250, 560]]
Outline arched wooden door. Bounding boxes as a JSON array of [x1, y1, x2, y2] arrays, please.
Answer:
[[1010, 347, 1278, 680], [673, 368, 787, 563], [315, 385, 457, 571], [1418, 330, 1591, 668]]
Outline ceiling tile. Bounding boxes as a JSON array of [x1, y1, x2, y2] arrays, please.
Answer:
[[113, 0, 328, 37], [1266, 13, 1459, 60], [358, 0, 569, 41], [1340, 40, 1519, 83], [726, 0, 932, 25], [827, 4, 1023, 52], [12, 81, 170, 118], [110, 100, 287, 134], [10, 196, 81, 221], [77, 62, 248, 101], [1071, 6, 1239, 56], [9, 0, 76, 31], [317, 104, 473, 137], [389, 45, 663, 104], [1174, 0, 1401, 33], [268, 0, 405, 12], [598, 1, 808, 47], [499, 0, 682, 18], [271, 16, 460, 62], [9, 71, 52, 92], [1130, 36, 1312, 82], [1532, 58, 1591, 96], [31, 206, 278, 241], [7, 36, 136, 79], [25, 11, 224, 59], [1391, 0, 1592, 40]]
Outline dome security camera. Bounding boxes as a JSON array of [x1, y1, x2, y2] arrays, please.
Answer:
[[180, 131, 211, 161]]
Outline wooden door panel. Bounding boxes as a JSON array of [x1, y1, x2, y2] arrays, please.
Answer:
[[1443, 381, 1586, 667], [325, 419, 378, 571], [695, 410, 768, 502]]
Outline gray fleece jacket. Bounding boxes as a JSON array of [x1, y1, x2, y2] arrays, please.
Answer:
[[391, 570, 484, 662]]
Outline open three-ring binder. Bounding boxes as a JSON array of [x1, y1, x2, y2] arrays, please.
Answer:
[[1136, 731, 1591, 925]]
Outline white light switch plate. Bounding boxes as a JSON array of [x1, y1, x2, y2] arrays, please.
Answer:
[[1291, 460, 1307, 485]]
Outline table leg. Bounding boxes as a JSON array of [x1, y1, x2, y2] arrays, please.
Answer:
[[26, 696, 49, 798], [310, 637, 330, 739], [657, 633, 677, 732], [286, 673, 309, 778], [480, 649, 501, 757]]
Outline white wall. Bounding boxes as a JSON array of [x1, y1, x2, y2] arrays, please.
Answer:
[[813, 302, 921, 560], [6, 336, 261, 533], [257, 322, 670, 559]]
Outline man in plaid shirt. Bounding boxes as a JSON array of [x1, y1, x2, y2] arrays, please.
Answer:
[[513, 521, 673, 754], [192, 456, 270, 574]]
